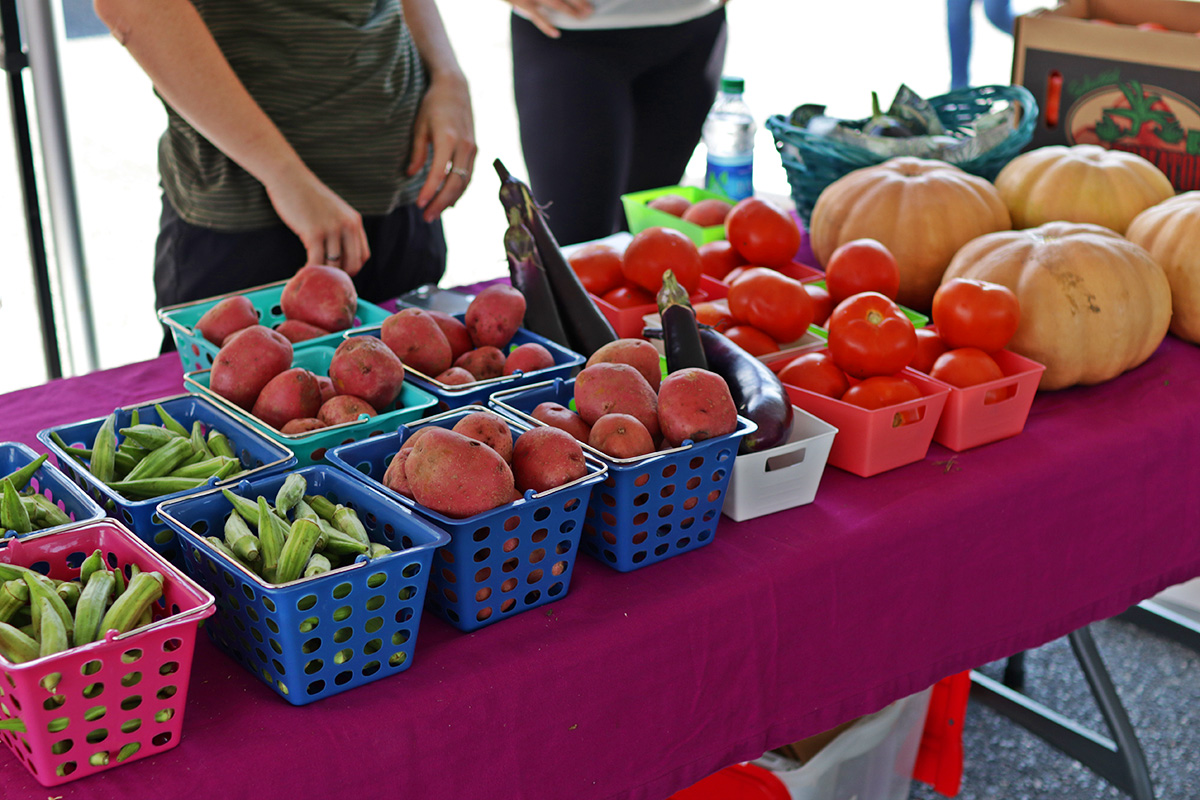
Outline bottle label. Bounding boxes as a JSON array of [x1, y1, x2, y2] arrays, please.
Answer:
[[705, 155, 753, 202]]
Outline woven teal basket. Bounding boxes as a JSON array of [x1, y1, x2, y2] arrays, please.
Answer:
[[767, 84, 1038, 222]]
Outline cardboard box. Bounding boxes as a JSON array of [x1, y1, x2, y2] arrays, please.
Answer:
[[1012, 0, 1200, 191]]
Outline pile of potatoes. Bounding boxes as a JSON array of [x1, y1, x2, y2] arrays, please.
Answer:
[[209, 326, 408, 434], [382, 411, 588, 518], [380, 284, 556, 384], [527, 339, 740, 458], [195, 264, 361, 345]]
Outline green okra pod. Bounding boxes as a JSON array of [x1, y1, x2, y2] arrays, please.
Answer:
[[0, 453, 47, 492]]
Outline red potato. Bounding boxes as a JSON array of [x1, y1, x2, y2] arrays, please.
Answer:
[[452, 411, 514, 463], [436, 366, 477, 386], [383, 447, 415, 499], [574, 362, 660, 442], [588, 413, 656, 458], [585, 338, 663, 392], [404, 427, 516, 518], [681, 198, 734, 227], [274, 319, 330, 344], [280, 264, 358, 332], [512, 426, 588, 493], [657, 367, 738, 447], [209, 325, 293, 411], [251, 367, 323, 430], [454, 346, 506, 381], [328, 336, 406, 412], [195, 295, 259, 346], [465, 284, 526, 349], [504, 342, 555, 376], [426, 310, 473, 361], [647, 193, 691, 217], [531, 402, 592, 443], [318, 394, 377, 426], [316, 375, 336, 404], [381, 307, 454, 377], [280, 417, 327, 434]]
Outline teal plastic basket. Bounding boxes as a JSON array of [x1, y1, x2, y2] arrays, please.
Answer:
[[182, 346, 439, 466], [767, 84, 1038, 222], [158, 280, 392, 374]]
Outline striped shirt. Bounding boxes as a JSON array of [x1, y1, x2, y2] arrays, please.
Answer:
[[159, 0, 429, 231]]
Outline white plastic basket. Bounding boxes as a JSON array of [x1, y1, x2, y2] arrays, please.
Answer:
[[722, 406, 837, 522]]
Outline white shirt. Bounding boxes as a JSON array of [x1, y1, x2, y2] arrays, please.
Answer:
[[533, 0, 721, 30]]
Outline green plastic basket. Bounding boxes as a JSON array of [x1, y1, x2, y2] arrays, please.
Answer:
[[620, 185, 733, 245], [766, 84, 1038, 222]]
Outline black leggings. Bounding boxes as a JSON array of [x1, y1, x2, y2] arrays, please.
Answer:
[[511, 8, 728, 246]]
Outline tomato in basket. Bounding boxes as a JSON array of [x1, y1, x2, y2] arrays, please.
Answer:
[[569, 243, 625, 296], [622, 227, 702, 294], [824, 238, 900, 304], [842, 374, 923, 427], [724, 197, 802, 269], [827, 292, 917, 379], [931, 278, 1020, 353], [727, 268, 814, 343], [778, 351, 849, 399]]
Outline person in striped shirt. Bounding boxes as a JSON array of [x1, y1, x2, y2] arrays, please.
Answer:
[[93, 0, 476, 336]]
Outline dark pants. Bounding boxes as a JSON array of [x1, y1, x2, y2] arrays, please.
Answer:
[[154, 196, 446, 351], [511, 8, 727, 246]]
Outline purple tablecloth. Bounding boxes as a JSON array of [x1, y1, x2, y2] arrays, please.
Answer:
[[2, 337, 1200, 799]]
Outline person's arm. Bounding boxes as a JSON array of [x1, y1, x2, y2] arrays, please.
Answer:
[[503, 0, 593, 38], [93, 0, 370, 273], [401, 0, 478, 222]]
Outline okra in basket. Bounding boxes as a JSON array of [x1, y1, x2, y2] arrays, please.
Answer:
[[157, 466, 448, 705]]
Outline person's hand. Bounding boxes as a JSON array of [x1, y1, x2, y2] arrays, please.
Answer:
[[504, 0, 593, 38], [264, 170, 371, 275], [408, 70, 477, 223]]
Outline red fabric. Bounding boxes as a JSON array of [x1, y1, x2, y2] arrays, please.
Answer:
[[913, 671, 972, 796], [669, 764, 790, 800], [2, 337, 1200, 799]]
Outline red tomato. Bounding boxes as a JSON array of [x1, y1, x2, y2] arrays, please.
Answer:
[[698, 240, 746, 280], [681, 198, 734, 227], [805, 283, 833, 327], [727, 267, 814, 343], [694, 301, 736, 332], [723, 325, 780, 357], [568, 243, 625, 296], [826, 292, 918, 379], [910, 327, 949, 374], [823, 238, 900, 304], [724, 197, 802, 269], [601, 284, 655, 309], [931, 278, 1020, 353], [777, 351, 850, 399], [842, 375, 924, 426], [929, 347, 1005, 388], [621, 227, 702, 294]]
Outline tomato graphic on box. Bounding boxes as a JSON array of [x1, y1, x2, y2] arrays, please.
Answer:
[[1068, 80, 1199, 153]]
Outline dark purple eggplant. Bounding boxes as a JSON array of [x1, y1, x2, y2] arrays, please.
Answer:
[[504, 221, 571, 347], [698, 327, 794, 454], [656, 271, 707, 373], [494, 159, 617, 357]]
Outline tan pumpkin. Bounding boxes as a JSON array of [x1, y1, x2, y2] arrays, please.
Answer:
[[809, 157, 1011, 312], [942, 222, 1172, 390], [1126, 191, 1200, 345], [994, 144, 1174, 234]]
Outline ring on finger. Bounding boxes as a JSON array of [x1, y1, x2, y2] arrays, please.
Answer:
[[450, 167, 469, 180], [325, 252, 342, 264]]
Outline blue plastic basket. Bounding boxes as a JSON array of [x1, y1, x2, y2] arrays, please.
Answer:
[[36, 394, 296, 564], [1, 442, 105, 538], [489, 379, 755, 572], [325, 406, 607, 632], [352, 317, 585, 411], [157, 279, 393, 374], [156, 465, 448, 705], [183, 345, 439, 466]]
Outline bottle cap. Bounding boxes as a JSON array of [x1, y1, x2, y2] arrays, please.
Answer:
[[721, 76, 745, 94]]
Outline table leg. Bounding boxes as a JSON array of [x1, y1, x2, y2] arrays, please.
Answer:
[[1117, 600, 1200, 654], [969, 625, 1155, 800]]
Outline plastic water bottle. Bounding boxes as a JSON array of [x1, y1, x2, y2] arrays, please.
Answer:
[[703, 76, 756, 202]]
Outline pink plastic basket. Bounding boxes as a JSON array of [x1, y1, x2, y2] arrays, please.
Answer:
[[0, 520, 215, 787], [923, 349, 1046, 452], [776, 358, 950, 477]]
